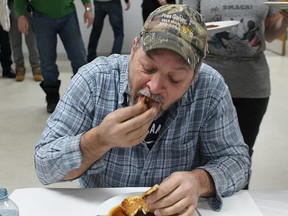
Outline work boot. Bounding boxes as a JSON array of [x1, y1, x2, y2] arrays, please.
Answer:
[[2, 68, 16, 78], [15, 66, 26, 81], [32, 66, 43, 82], [40, 80, 61, 113]]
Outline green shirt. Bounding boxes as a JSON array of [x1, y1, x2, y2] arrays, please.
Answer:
[[15, 0, 91, 19]]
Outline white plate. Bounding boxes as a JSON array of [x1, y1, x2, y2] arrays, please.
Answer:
[[264, 2, 288, 10], [97, 192, 140, 215], [96, 192, 200, 216], [206, 20, 240, 33]]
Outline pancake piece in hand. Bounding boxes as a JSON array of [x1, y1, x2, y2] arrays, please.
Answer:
[[140, 96, 150, 106], [120, 184, 159, 216], [121, 196, 148, 216]]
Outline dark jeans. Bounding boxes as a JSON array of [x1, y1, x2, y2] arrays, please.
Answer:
[[142, 8, 152, 23], [87, 0, 124, 62], [31, 11, 86, 86], [0, 25, 13, 70], [233, 97, 269, 157]]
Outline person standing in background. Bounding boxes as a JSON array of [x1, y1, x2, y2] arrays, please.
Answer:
[[183, 0, 288, 188], [141, 0, 176, 22], [87, 0, 131, 62], [15, 0, 94, 113], [8, 0, 42, 82], [0, 25, 16, 78]]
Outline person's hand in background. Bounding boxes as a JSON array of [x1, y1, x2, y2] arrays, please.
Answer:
[[17, 15, 29, 34], [125, 2, 131, 11], [158, 0, 168, 5], [84, 10, 94, 28]]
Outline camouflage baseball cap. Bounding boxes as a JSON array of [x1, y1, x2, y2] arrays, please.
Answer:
[[140, 4, 208, 69]]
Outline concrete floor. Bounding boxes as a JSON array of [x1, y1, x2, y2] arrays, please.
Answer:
[[1, 51, 288, 194]]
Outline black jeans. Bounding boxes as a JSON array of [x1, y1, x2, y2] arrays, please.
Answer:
[[0, 25, 13, 70], [233, 97, 269, 157], [233, 97, 269, 189], [87, 0, 124, 62]]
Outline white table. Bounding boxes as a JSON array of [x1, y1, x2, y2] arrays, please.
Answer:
[[9, 188, 288, 216], [249, 190, 288, 216]]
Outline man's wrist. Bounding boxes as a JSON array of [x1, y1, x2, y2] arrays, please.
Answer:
[[85, 6, 92, 12], [191, 169, 215, 197]]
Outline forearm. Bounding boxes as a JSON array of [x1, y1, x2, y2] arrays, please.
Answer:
[[198, 155, 250, 212], [63, 127, 111, 180], [198, 140, 251, 210], [35, 134, 84, 185], [203, 152, 251, 192]]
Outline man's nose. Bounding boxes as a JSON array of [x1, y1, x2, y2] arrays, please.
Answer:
[[147, 73, 165, 94]]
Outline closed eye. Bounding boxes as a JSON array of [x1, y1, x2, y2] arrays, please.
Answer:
[[168, 74, 185, 85], [140, 64, 156, 74], [169, 79, 182, 84]]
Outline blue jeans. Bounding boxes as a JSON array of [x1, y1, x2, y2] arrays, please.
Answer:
[[31, 11, 86, 86], [87, 0, 124, 62]]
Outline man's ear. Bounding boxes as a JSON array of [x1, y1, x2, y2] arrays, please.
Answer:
[[129, 37, 139, 60], [190, 62, 202, 84]]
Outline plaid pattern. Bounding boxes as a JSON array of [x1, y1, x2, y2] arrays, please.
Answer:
[[35, 55, 250, 211]]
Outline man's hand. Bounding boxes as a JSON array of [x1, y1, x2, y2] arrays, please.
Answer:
[[94, 101, 158, 149], [63, 102, 158, 180], [17, 15, 29, 34], [145, 170, 215, 216], [84, 11, 94, 28]]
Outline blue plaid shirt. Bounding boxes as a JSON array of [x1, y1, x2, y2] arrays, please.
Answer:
[[35, 54, 251, 211]]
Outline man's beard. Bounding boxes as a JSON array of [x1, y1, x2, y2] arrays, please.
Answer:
[[128, 70, 165, 119]]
